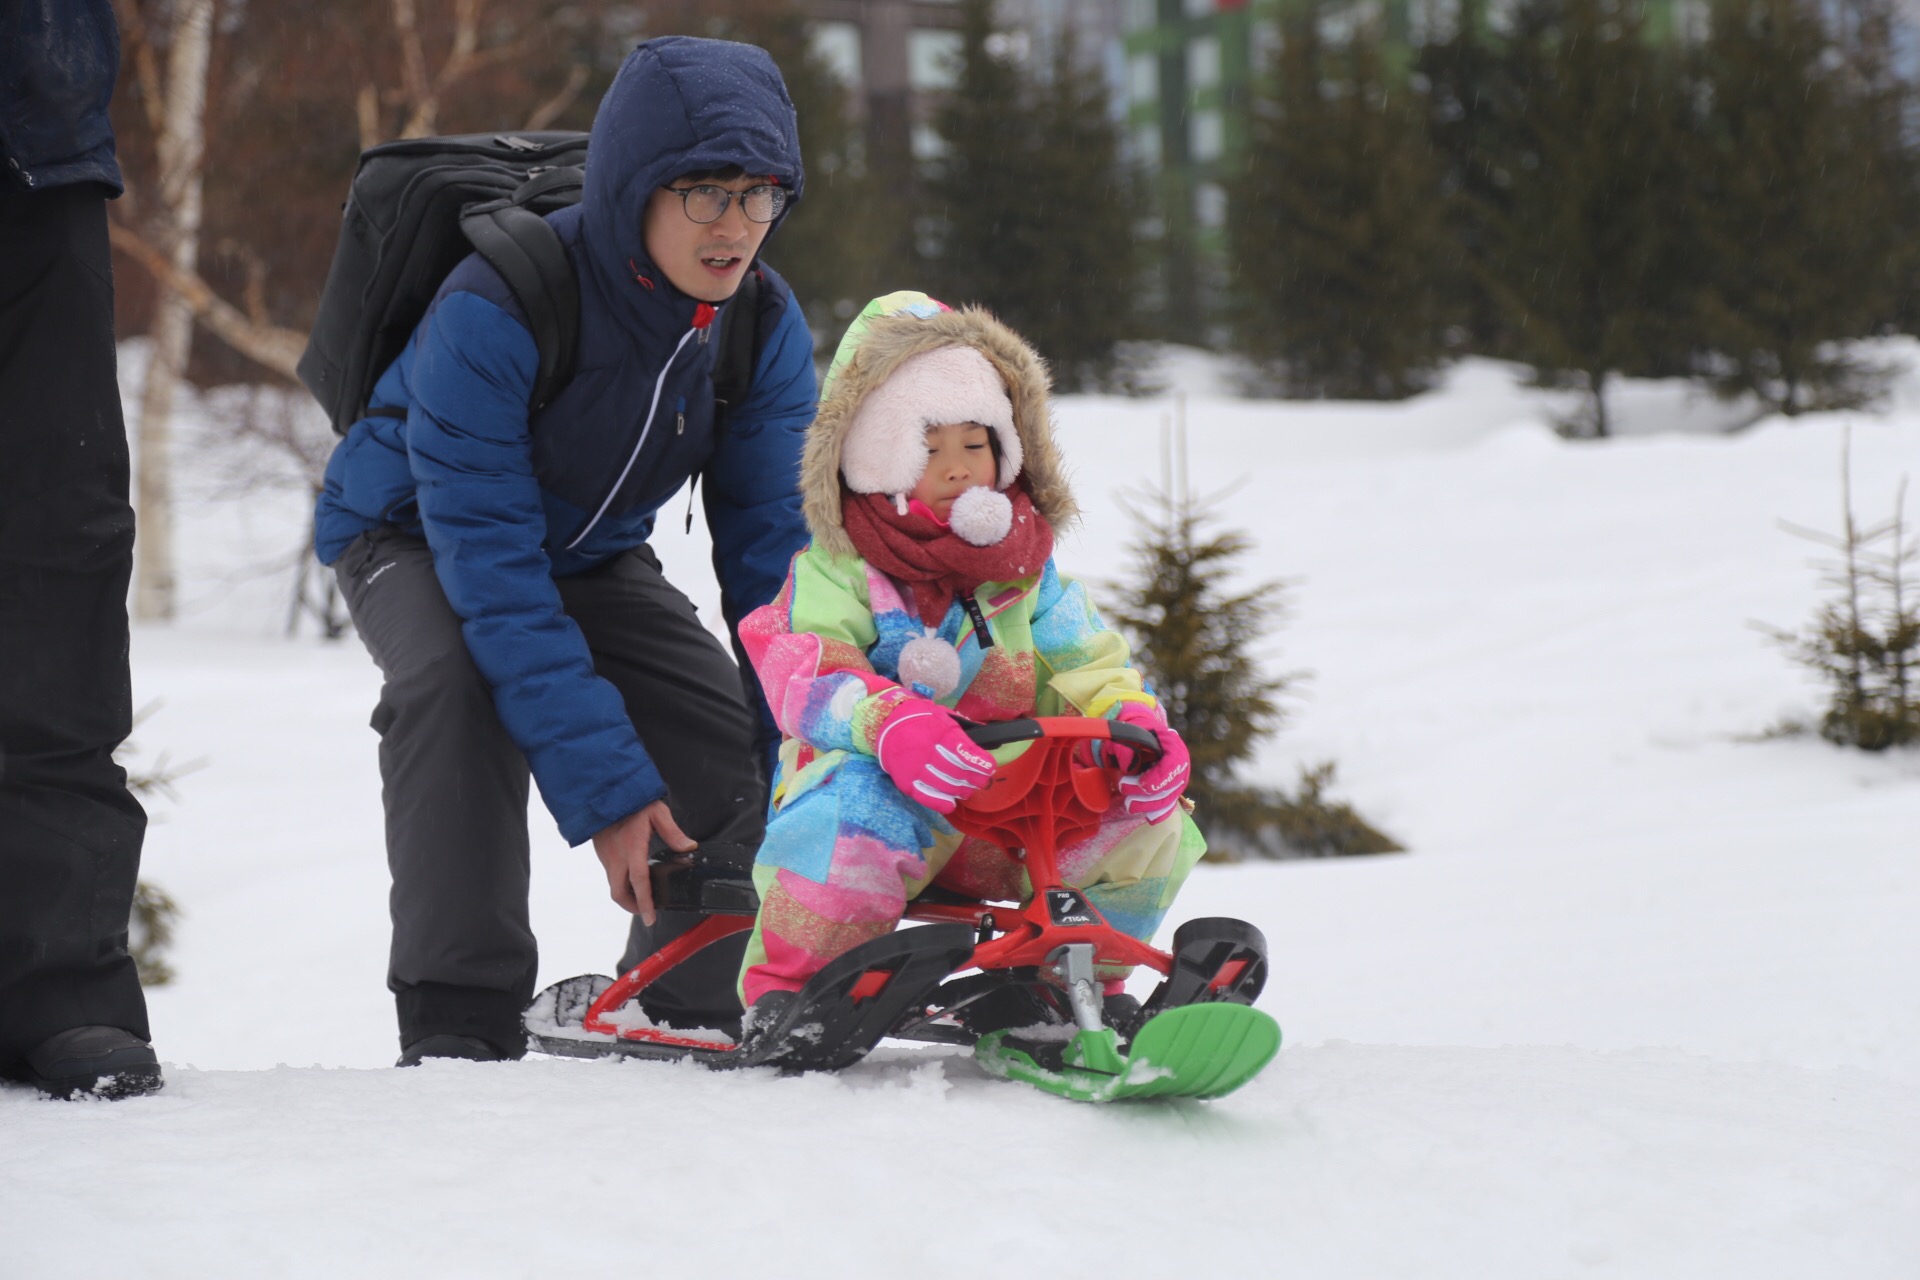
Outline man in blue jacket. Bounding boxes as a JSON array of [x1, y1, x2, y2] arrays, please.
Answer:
[[315, 37, 819, 1064], [0, 0, 165, 1099]]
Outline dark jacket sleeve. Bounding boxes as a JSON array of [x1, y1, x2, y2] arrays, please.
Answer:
[[703, 291, 817, 762], [0, 0, 123, 194], [407, 289, 665, 845]]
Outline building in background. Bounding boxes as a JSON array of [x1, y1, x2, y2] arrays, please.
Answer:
[[1119, 0, 1721, 336], [798, 0, 964, 178], [789, 0, 1919, 343], [799, 0, 1126, 173]]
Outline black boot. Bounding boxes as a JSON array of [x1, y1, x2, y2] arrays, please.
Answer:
[[734, 990, 799, 1061], [396, 1034, 515, 1067], [1103, 992, 1148, 1042], [11, 1026, 163, 1100]]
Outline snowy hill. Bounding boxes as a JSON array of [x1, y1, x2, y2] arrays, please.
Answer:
[[4, 347, 1918, 1278]]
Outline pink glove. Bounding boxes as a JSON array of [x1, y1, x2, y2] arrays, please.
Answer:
[[874, 697, 997, 814], [1113, 703, 1191, 824]]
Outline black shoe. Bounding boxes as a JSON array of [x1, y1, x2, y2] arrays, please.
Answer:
[[396, 1034, 513, 1067], [735, 990, 799, 1060], [16, 1026, 164, 1100], [1103, 992, 1148, 1043]]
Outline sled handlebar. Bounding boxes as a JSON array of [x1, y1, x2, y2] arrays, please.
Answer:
[[961, 715, 1163, 776]]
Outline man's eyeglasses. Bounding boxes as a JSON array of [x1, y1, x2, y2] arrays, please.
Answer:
[[664, 183, 787, 225]]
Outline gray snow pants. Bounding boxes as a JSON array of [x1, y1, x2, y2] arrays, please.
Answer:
[[335, 526, 765, 1055]]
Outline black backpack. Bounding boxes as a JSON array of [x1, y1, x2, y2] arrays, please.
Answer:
[[298, 130, 762, 436]]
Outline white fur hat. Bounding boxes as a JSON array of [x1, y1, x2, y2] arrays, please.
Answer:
[[839, 345, 1024, 497]]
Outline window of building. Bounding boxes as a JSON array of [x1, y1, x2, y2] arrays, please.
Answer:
[[1674, 0, 1711, 41], [809, 21, 862, 90], [1485, 0, 1525, 36], [912, 123, 949, 161], [983, 29, 1031, 62], [909, 29, 965, 90], [1187, 35, 1220, 91], [1196, 181, 1227, 229], [1130, 51, 1158, 104], [1190, 108, 1223, 161], [1408, 0, 1460, 46], [1318, 1, 1384, 45], [1134, 122, 1162, 167], [1251, 18, 1283, 70]]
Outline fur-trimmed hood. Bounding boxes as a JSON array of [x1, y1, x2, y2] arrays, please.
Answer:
[[801, 292, 1078, 560]]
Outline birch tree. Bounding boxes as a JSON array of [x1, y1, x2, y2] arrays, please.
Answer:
[[129, 0, 215, 622]]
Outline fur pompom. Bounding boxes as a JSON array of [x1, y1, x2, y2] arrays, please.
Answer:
[[897, 630, 962, 701], [948, 485, 1014, 547]]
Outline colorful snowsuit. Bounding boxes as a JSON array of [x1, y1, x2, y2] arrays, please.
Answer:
[[736, 546, 1206, 1006]]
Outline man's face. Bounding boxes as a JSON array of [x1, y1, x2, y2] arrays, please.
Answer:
[[642, 175, 775, 303]]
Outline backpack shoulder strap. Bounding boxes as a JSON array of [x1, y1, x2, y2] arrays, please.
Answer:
[[710, 267, 764, 431], [458, 200, 580, 413]]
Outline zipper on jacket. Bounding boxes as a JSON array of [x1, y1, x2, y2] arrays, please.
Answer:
[[564, 325, 701, 551]]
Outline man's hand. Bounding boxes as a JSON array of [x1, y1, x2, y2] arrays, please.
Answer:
[[591, 800, 697, 926]]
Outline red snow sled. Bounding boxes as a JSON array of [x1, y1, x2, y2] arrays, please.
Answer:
[[524, 717, 1281, 1100]]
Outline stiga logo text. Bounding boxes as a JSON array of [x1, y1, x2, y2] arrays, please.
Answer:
[[1045, 889, 1098, 927]]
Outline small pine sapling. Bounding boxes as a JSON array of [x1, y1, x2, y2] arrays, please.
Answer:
[[1105, 476, 1401, 858], [114, 703, 203, 986], [128, 882, 182, 987], [1270, 762, 1403, 858], [1761, 438, 1919, 750]]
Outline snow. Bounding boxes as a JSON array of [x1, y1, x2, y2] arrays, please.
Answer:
[[4, 344, 1919, 1277]]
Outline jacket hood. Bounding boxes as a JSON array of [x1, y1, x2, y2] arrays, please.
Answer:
[[583, 37, 803, 292], [802, 292, 1077, 560]]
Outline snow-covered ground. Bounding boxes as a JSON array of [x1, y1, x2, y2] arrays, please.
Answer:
[[5, 346, 1918, 1278]]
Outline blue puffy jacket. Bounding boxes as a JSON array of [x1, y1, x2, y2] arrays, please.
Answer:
[[315, 37, 818, 846], [0, 0, 123, 194]]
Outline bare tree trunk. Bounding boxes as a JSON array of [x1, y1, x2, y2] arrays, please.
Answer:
[[133, 0, 215, 623]]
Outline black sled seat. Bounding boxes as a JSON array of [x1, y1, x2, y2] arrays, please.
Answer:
[[647, 844, 987, 919], [647, 845, 760, 916]]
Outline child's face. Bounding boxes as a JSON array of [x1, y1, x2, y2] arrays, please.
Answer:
[[913, 421, 997, 519]]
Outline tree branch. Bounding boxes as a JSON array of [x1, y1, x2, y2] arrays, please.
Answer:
[[110, 0, 167, 136], [392, 0, 433, 127], [356, 83, 383, 151], [524, 64, 589, 131], [108, 219, 306, 382]]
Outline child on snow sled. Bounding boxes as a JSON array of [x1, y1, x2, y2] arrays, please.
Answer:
[[734, 291, 1205, 1031]]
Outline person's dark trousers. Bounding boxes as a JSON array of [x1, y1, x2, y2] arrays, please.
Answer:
[[335, 526, 767, 1054], [0, 183, 151, 1071]]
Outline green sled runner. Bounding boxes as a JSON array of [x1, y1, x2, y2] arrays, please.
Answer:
[[975, 1002, 1282, 1103]]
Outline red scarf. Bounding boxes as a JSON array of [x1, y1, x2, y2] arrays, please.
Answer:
[[841, 487, 1054, 623]]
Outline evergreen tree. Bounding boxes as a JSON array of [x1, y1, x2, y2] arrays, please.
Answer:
[[1417, 11, 1542, 361], [1105, 487, 1291, 858], [115, 712, 195, 986], [1471, 0, 1690, 436], [924, 0, 1142, 391], [1764, 447, 1919, 751], [1106, 481, 1402, 859], [1687, 0, 1910, 415], [1231, 15, 1454, 399]]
